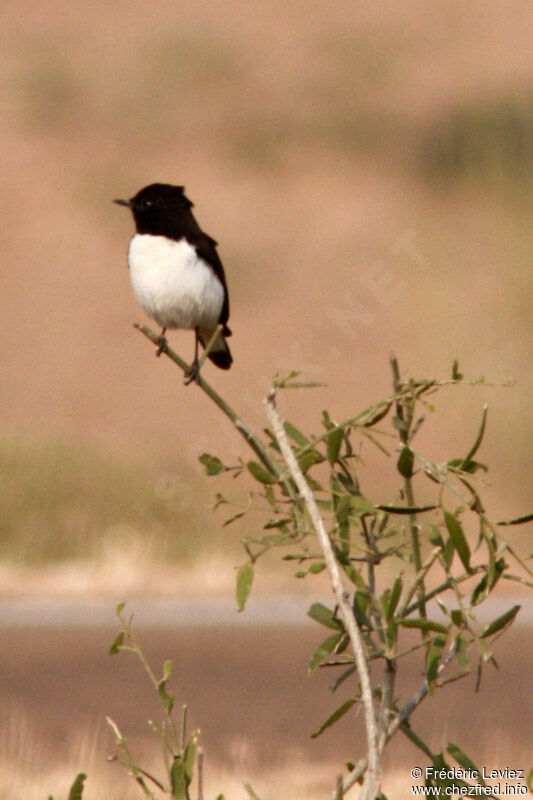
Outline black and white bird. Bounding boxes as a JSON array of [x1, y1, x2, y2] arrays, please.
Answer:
[[114, 183, 232, 384]]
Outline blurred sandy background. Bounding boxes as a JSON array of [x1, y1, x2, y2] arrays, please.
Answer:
[[1, 1, 532, 797]]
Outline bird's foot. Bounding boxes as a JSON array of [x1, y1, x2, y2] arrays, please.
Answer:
[[184, 359, 201, 386], [155, 334, 168, 357]]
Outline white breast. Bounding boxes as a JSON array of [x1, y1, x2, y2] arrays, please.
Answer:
[[128, 234, 224, 330]]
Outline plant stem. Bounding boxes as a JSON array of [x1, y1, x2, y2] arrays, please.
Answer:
[[390, 356, 428, 628], [135, 323, 280, 479], [265, 388, 380, 800]]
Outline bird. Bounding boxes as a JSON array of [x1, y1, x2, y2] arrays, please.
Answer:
[[114, 182, 232, 384]]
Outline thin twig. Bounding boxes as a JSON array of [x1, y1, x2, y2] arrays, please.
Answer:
[[135, 323, 284, 483], [390, 356, 428, 631], [325, 758, 367, 800], [264, 388, 380, 800], [295, 372, 482, 461]]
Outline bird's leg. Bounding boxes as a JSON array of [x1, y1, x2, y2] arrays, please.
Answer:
[[184, 328, 201, 385], [155, 327, 168, 357]]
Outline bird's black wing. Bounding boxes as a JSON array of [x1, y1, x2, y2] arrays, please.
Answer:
[[190, 233, 231, 333]]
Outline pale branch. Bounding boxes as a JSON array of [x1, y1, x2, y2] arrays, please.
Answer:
[[264, 387, 380, 800], [326, 645, 459, 798]]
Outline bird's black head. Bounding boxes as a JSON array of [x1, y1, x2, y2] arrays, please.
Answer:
[[114, 183, 194, 236]]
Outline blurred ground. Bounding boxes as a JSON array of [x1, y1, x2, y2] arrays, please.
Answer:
[[0, 621, 530, 800]]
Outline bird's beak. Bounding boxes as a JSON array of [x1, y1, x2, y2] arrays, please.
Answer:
[[113, 198, 132, 207]]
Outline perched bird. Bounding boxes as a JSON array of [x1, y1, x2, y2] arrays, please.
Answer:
[[114, 183, 232, 384]]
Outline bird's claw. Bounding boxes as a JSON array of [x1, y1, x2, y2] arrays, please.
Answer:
[[184, 360, 201, 385], [155, 335, 168, 357]]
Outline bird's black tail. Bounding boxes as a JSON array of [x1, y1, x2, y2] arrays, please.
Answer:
[[198, 326, 233, 370]]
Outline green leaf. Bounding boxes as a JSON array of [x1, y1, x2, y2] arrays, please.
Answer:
[[170, 757, 187, 800], [471, 557, 506, 606], [352, 590, 372, 629], [386, 576, 403, 621], [444, 512, 470, 571], [308, 632, 343, 675], [264, 485, 277, 506], [461, 405, 488, 467], [327, 427, 344, 464], [481, 604, 520, 638], [527, 769, 533, 792], [454, 634, 470, 670], [308, 561, 326, 574], [246, 460, 278, 485], [244, 783, 263, 800], [157, 660, 174, 713], [385, 617, 397, 652], [263, 516, 292, 529], [496, 512, 533, 526], [222, 494, 253, 526], [438, 668, 470, 686], [452, 360, 463, 380], [282, 380, 325, 388], [342, 561, 365, 588], [236, 563, 254, 611], [330, 664, 357, 692], [336, 471, 360, 495], [429, 754, 458, 789], [297, 449, 325, 473], [283, 420, 309, 446], [447, 457, 487, 475], [68, 774, 87, 800], [397, 446, 414, 478], [199, 452, 224, 475], [108, 630, 124, 656], [321, 409, 334, 429], [426, 633, 448, 688], [307, 602, 343, 630], [502, 573, 533, 589], [349, 495, 377, 515], [428, 525, 443, 547], [399, 618, 448, 634], [183, 732, 198, 781], [429, 753, 457, 788], [446, 743, 485, 785], [450, 609, 465, 628], [311, 697, 357, 738], [363, 401, 392, 427], [441, 536, 455, 569], [263, 428, 280, 452], [376, 503, 437, 515], [400, 722, 435, 760]]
